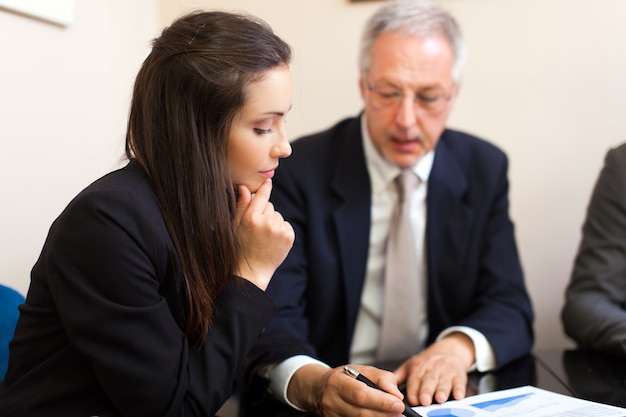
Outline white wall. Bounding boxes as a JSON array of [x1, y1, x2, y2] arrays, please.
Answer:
[[0, 1, 160, 292], [447, 0, 626, 350], [3, 0, 626, 351]]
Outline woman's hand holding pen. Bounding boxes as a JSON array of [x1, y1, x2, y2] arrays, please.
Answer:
[[233, 179, 294, 290], [287, 363, 407, 417]]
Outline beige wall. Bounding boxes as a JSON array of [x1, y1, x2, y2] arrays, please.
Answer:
[[0, 0, 160, 297], [2, 0, 626, 351]]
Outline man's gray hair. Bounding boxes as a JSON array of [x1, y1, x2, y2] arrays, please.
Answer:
[[359, 0, 467, 83]]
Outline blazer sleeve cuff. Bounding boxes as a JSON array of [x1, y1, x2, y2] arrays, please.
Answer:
[[437, 326, 497, 372], [267, 355, 330, 411]]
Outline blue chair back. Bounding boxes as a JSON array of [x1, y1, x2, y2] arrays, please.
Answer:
[[0, 284, 24, 380]]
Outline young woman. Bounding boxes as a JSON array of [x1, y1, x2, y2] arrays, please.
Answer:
[[0, 10, 294, 417]]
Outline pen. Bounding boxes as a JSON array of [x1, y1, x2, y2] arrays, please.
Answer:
[[343, 366, 423, 417]]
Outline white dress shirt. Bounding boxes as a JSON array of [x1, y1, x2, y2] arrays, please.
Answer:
[[267, 115, 496, 409]]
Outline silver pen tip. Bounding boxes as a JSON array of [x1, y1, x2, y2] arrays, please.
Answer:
[[343, 366, 360, 378]]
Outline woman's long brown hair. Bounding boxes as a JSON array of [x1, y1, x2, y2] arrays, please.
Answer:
[[125, 11, 292, 346]]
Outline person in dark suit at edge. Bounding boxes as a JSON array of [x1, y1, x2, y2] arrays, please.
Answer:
[[242, 0, 534, 416], [0, 10, 295, 417], [561, 142, 626, 357]]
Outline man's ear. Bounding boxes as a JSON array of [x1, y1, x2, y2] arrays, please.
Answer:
[[451, 82, 462, 101], [358, 74, 368, 101]]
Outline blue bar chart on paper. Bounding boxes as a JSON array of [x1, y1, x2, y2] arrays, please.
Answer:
[[413, 386, 626, 417]]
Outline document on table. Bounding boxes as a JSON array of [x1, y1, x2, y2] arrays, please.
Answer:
[[412, 385, 626, 417]]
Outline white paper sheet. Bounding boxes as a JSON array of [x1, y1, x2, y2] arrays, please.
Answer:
[[413, 385, 626, 417]]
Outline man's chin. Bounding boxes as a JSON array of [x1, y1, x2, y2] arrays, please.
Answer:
[[386, 152, 424, 168]]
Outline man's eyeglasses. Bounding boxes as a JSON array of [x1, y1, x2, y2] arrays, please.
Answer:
[[365, 81, 455, 115]]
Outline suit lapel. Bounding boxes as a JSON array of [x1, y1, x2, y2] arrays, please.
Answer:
[[427, 137, 473, 287], [329, 119, 371, 338]]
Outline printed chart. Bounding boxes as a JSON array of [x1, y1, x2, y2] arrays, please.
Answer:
[[413, 386, 626, 417]]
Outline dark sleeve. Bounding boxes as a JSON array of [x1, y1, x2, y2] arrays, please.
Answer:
[[426, 133, 534, 369], [469, 154, 534, 365], [51, 188, 275, 416], [446, 151, 534, 366], [561, 145, 626, 356]]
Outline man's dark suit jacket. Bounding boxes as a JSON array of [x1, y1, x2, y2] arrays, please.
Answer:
[[0, 161, 276, 417], [244, 115, 534, 386]]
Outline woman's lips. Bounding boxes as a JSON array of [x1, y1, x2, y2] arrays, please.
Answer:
[[260, 168, 277, 179]]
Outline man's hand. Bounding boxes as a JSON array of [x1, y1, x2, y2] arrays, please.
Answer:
[[287, 363, 406, 417], [394, 333, 475, 406]]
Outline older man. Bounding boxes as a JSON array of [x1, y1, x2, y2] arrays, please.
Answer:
[[243, 1, 534, 416]]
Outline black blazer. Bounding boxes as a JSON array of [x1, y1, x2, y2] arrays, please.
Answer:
[[244, 116, 534, 382], [0, 161, 276, 417]]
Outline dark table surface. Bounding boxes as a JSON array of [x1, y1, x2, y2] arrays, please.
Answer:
[[217, 349, 626, 416], [533, 348, 626, 408]]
